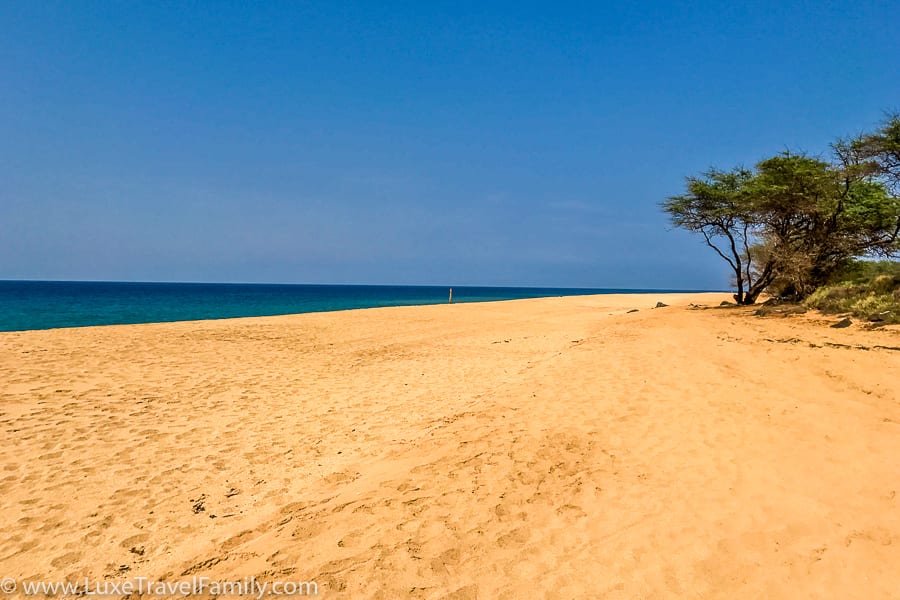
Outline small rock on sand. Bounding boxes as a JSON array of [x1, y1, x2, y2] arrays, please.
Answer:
[[831, 317, 853, 328]]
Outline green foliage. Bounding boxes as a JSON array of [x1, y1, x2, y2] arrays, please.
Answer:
[[804, 260, 900, 323], [758, 153, 899, 297], [750, 154, 839, 216], [664, 116, 900, 303], [664, 168, 755, 228], [837, 113, 900, 196], [827, 259, 900, 284], [662, 168, 768, 304]]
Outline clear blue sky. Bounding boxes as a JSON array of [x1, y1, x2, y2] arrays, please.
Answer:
[[2, 1, 897, 288]]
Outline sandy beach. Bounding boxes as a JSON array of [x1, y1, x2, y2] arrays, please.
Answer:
[[1, 293, 898, 598]]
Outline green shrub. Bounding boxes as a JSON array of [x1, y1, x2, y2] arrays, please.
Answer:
[[871, 274, 900, 295], [805, 264, 900, 323], [827, 260, 900, 284], [806, 283, 857, 313], [851, 294, 897, 319]]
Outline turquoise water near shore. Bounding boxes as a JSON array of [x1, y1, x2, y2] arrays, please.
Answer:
[[0, 281, 705, 332]]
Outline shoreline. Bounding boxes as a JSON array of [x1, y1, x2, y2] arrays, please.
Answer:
[[1, 293, 897, 597], [0, 290, 725, 334]]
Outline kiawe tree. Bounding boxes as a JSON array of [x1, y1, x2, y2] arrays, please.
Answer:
[[836, 112, 900, 196], [748, 153, 898, 299], [664, 123, 900, 304], [662, 168, 776, 304]]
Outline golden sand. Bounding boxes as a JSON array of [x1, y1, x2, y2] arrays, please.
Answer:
[[1, 293, 898, 598]]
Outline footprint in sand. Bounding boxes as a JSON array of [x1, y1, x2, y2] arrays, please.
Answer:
[[49, 551, 82, 568]]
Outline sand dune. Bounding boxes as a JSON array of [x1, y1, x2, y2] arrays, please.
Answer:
[[1, 293, 898, 598]]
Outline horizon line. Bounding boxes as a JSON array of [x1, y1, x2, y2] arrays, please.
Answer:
[[0, 278, 724, 293]]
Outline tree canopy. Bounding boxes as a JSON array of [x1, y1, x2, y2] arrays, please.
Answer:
[[663, 168, 770, 304], [663, 115, 900, 304]]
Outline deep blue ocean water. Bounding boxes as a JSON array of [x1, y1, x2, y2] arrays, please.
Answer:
[[0, 281, 699, 332]]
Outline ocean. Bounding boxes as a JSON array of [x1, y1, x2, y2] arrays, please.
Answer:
[[0, 281, 695, 332]]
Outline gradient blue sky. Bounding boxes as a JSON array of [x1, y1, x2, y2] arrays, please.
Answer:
[[2, 1, 898, 288]]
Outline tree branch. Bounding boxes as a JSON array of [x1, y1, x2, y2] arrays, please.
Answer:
[[700, 228, 738, 271]]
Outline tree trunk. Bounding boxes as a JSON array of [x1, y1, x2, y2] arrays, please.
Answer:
[[733, 266, 746, 304], [743, 289, 764, 304]]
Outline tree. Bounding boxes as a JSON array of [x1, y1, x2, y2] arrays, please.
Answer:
[[832, 113, 900, 266], [662, 168, 776, 304], [664, 149, 899, 303], [835, 112, 900, 196], [747, 153, 898, 298]]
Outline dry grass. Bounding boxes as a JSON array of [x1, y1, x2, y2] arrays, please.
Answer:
[[805, 273, 900, 323]]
